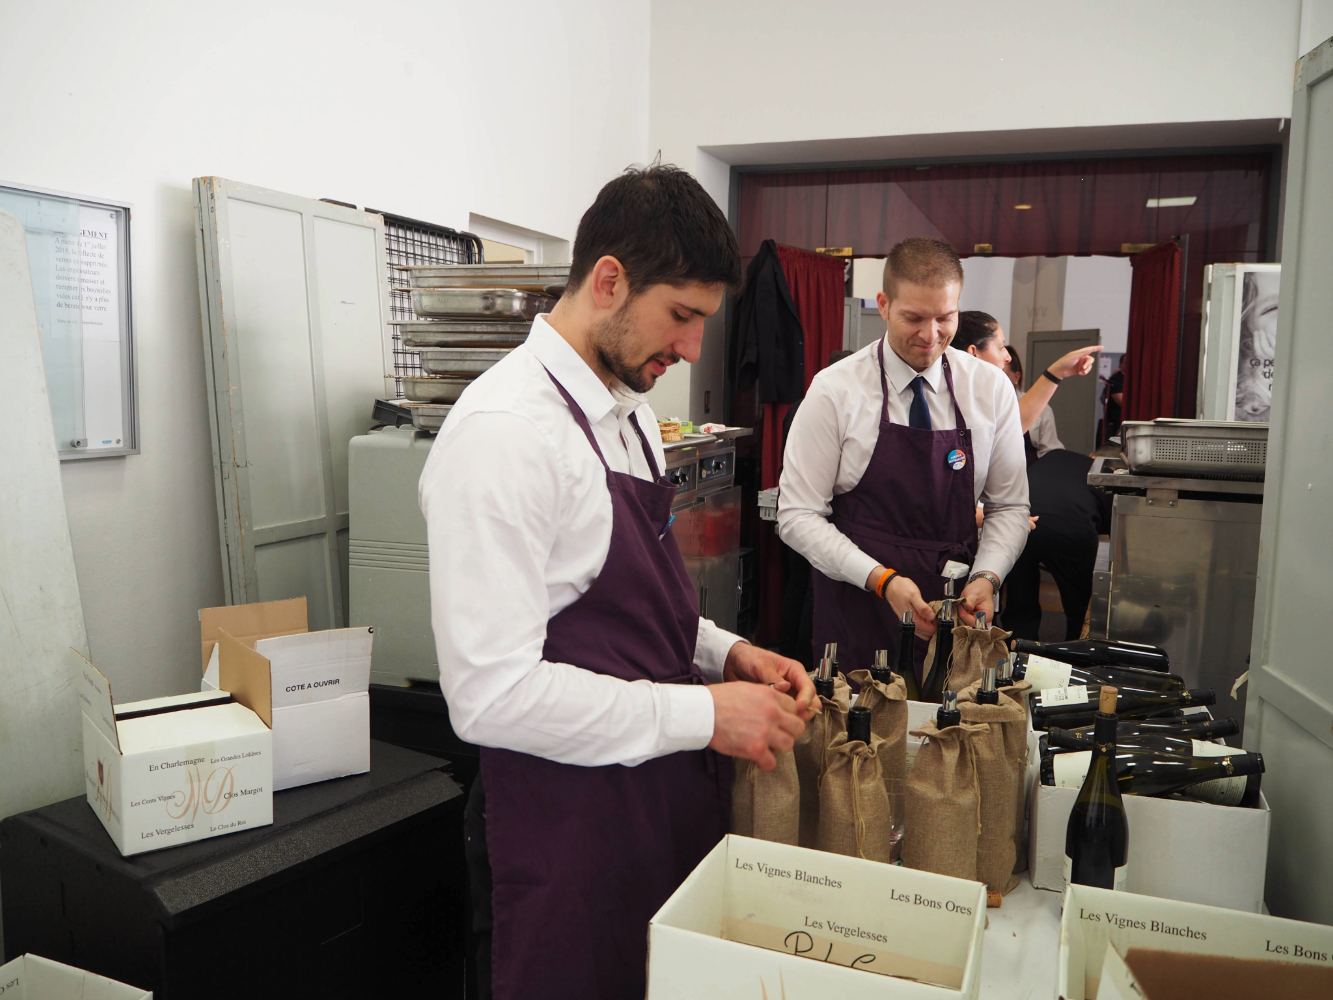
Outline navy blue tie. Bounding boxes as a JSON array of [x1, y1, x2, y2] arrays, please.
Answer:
[[909, 376, 932, 429]]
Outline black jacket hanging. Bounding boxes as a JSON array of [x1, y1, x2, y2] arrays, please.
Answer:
[[731, 240, 805, 404]]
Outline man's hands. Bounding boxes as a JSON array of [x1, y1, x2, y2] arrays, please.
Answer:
[[708, 643, 815, 771], [1048, 344, 1102, 380], [866, 567, 936, 639], [957, 577, 995, 626]]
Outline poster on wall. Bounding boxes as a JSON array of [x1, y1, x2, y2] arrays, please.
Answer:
[[1232, 268, 1280, 422]]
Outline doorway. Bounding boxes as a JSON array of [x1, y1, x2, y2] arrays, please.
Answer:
[[1027, 329, 1100, 455]]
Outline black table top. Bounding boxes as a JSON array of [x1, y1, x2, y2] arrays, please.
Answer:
[[1, 740, 460, 927]]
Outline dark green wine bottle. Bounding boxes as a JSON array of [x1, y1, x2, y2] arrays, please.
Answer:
[[814, 645, 835, 701], [920, 582, 955, 703], [1032, 686, 1215, 730], [847, 693, 873, 745], [896, 611, 921, 701], [1064, 686, 1130, 890], [1012, 653, 1185, 694], [937, 689, 961, 728], [869, 648, 893, 686], [1046, 718, 1240, 755], [1012, 637, 1170, 671]]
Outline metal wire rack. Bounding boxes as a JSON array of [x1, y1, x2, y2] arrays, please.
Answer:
[[367, 209, 483, 396]]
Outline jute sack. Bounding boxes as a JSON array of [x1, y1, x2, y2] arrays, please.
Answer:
[[921, 600, 948, 684], [946, 623, 1013, 693], [793, 674, 850, 848], [847, 668, 908, 790], [731, 750, 800, 845], [999, 677, 1033, 873], [956, 683, 1027, 894], [816, 732, 892, 862], [902, 719, 987, 880]]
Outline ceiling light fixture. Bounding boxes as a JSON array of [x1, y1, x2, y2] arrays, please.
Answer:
[[1014, 203, 1032, 210], [1146, 196, 1197, 208]]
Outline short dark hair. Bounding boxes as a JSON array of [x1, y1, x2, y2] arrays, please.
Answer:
[[882, 237, 964, 299], [567, 163, 742, 294], [954, 310, 1001, 353]]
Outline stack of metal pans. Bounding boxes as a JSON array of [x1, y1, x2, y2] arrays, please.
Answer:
[[392, 263, 569, 421]]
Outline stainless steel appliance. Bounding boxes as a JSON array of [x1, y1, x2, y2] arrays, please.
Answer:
[[1087, 455, 1263, 735]]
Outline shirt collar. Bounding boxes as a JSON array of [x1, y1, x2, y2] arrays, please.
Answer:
[[879, 333, 945, 396], [526, 314, 638, 425]]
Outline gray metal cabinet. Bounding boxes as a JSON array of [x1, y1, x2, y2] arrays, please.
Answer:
[[1244, 37, 1333, 922]]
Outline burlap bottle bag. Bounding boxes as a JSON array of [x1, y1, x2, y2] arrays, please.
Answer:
[[816, 732, 892, 862], [847, 668, 908, 790], [902, 720, 988, 880], [999, 677, 1033, 873], [956, 683, 1027, 894], [921, 599, 948, 685], [731, 750, 800, 845], [945, 623, 1013, 693], [793, 674, 850, 848]]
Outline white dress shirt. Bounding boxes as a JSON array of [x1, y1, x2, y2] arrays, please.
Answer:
[[418, 315, 742, 768], [1028, 402, 1064, 458], [777, 336, 1030, 589]]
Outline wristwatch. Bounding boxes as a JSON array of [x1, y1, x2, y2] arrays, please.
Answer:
[[967, 570, 1001, 594]]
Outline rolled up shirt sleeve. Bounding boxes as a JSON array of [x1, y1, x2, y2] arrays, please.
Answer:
[[695, 618, 742, 683], [974, 374, 1031, 582], [421, 411, 715, 767], [775, 379, 880, 589]]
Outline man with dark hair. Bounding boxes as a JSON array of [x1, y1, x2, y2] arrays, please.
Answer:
[[778, 237, 1030, 679], [420, 163, 815, 1000]]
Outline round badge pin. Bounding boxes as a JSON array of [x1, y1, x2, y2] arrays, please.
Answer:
[[947, 448, 967, 471]]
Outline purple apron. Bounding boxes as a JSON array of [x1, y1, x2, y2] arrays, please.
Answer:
[[812, 341, 979, 682], [481, 371, 727, 1000]]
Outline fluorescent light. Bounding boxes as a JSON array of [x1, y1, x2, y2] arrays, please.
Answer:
[[1014, 203, 1032, 210], [1146, 196, 1197, 208]]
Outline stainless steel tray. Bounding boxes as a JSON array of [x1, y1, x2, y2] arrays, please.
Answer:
[[402, 375, 477, 403], [419, 348, 512, 376], [401, 263, 569, 295], [409, 402, 452, 432], [391, 320, 530, 349], [410, 287, 557, 320], [1121, 419, 1268, 479], [373, 397, 453, 433]]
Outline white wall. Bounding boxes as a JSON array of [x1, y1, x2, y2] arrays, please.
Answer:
[[647, 0, 1307, 421], [0, 0, 649, 700]]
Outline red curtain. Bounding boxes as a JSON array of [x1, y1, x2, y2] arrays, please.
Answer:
[[756, 244, 846, 645], [1124, 241, 1183, 422]]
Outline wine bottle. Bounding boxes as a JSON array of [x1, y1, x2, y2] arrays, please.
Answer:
[[1012, 653, 1185, 694], [1012, 638, 1170, 671], [1055, 716, 1240, 741], [870, 648, 893, 686], [998, 653, 1015, 687], [937, 689, 961, 728], [1043, 744, 1265, 807], [814, 648, 835, 701], [920, 582, 955, 703], [896, 611, 922, 700], [1064, 686, 1130, 890], [975, 660, 1001, 705], [1032, 686, 1215, 731], [1047, 718, 1240, 755], [847, 692, 873, 745]]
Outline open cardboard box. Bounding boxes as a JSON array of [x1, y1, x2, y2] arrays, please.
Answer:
[[0, 953, 151, 999], [76, 649, 273, 857], [1058, 883, 1333, 1000], [648, 834, 986, 998], [200, 598, 371, 791]]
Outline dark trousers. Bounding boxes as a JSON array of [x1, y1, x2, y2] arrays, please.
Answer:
[[1004, 524, 1098, 642], [464, 775, 493, 1000]]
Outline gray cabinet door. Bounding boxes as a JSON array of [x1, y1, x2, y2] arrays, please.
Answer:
[[1244, 38, 1333, 923], [194, 178, 392, 629], [1026, 329, 1100, 455]]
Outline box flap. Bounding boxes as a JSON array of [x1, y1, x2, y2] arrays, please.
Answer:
[[256, 627, 374, 708], [200, 597, 308, 673], [73, 648, 119, 753], [1121, 946, 1333, 1000], [217, 628, 273, 728], [4, 953, 152, 999]]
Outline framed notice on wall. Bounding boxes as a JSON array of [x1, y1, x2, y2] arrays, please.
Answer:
[[1196, 263, 1280, 423], [0, 182, 137, 459]]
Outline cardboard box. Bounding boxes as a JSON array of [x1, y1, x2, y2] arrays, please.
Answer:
[[200, 598, 372, 791], [648, 834, 986, 998], [1058, 883, 1333, 1000], [1028, 777, 1270, 911], [76, 650, 273, 857], [0, 953, 151, 999], [1096, 943, 1333, 1000]]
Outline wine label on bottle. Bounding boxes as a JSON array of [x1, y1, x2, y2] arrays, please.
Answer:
[[1038, 684, 1089, 708], [1182, 740, 1249, 806], [1063, 854, 1129, 890], [1051, 751, 1092, 788], [1024, 654, 1073, 692]]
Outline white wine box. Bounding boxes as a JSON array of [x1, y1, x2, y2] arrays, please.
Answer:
[[1058, 883, 1333, 999], [648, 834, 986, 999], [1028, 778, 1270, 911], [0, 953, 151, 999]]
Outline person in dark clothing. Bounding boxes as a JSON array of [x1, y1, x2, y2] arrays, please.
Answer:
[[1099, 354, 1126, 445], [1002, 449, 1112, 641], [777, 350, 855, 667]]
